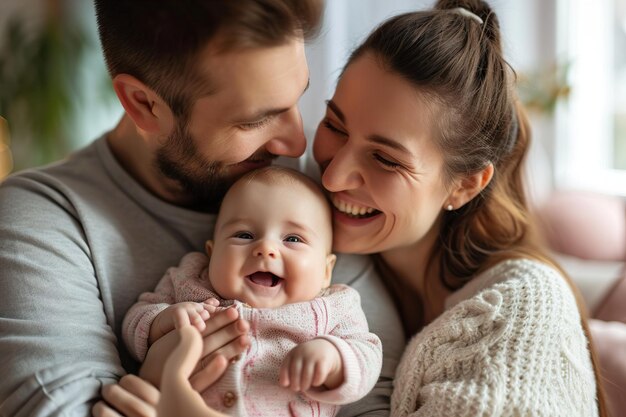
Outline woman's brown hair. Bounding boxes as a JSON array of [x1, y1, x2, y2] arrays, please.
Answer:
[[346, 1, 608, 415]]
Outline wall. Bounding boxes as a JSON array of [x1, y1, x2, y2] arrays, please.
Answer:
[[0, 0, 558, 198]]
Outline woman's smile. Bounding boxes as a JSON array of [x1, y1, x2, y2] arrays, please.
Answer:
[[331, 195, 380, 218]]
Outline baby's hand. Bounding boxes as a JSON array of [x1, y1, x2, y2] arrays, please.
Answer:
[[149, 299, 219, 344], [279, 339, 343, 392]]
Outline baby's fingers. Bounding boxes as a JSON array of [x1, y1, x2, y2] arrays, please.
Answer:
[[298, 360, 316, 392], [172, 306, 206, 333], [311, 361, 329, 388], [173, 307, 192, 329], [203, 297, 220, 308], [279, 354, 292, 388], [288, 357, 304, 392], [189, 311, 207, 332], [180, 302, 211, 332]]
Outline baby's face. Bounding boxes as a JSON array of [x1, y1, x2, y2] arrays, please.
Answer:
[[207, 179, 336, 308]]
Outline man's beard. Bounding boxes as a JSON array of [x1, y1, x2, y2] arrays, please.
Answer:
[[155, 120, 274, 212]]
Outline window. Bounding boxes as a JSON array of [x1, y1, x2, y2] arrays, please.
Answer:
[[556, 0, 626, 196]]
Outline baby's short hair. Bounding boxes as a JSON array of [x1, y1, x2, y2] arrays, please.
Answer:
[[235, 165, 328, 206]]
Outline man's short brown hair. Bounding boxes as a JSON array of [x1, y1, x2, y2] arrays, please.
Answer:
[[94, 0, 323, 118]]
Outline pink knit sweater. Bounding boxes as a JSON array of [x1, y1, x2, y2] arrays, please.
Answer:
[[123, 252, 382, 417]]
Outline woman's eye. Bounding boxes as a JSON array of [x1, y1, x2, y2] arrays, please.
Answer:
[[235, 232, 254, 239], [284, 235, 303, 243], [323, 119, 347, 136], [374, 153, 400, 168]]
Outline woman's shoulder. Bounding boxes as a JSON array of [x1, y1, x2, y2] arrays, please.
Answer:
[[420, 257, 585, 377], [392, 258, 597, 417], [445, 257, 573, 311]]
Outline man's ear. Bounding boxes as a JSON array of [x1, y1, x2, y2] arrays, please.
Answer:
[[446, 162, 494, 210], [204, 240, 214, 259], [112, 73, 174, 134], [322, 254, 337, 289]]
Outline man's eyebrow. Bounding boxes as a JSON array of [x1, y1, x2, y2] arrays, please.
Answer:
[[325, 99, 345, 123], [237, 78, 311, 123]]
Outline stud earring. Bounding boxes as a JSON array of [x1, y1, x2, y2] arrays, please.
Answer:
[[446, 204, 453, 211]]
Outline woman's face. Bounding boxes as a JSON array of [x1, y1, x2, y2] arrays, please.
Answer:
[[313, 53, 451, 255]]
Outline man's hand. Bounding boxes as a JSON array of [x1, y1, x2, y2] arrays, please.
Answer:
[[279, 339, 344, 392], [93, 309, 230, 417], [140, 305, 250, 392], [158, 308, 229, 417]]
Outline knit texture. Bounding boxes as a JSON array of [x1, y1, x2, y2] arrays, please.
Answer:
[[123, 252, 382, 417], [391, 259, 598, 417]]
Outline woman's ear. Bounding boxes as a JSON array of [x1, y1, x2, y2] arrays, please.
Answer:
[[205, 240, 214, 259], [446, 162, 494, 210], [112, 74, 174, 134]]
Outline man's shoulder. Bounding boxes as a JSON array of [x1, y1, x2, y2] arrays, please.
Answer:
[[1, 139, 103, 196], [331, 253, 375, 285], [0, 138, 115, 224]]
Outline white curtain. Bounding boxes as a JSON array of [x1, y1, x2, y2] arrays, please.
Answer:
[[300, 0, 431, 141]]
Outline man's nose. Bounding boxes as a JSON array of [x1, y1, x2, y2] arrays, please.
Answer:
[[265, 107, 307, 158]]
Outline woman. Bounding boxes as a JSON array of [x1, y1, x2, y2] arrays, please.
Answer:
[[95, 1, 607, 416], [312, 1, 605, 415]]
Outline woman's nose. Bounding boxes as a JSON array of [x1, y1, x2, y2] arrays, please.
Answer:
[[321, 144, 364, 192]]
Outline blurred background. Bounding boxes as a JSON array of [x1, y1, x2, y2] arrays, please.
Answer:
[[3, 3, 626, 412], [1, 0, 625, 203]]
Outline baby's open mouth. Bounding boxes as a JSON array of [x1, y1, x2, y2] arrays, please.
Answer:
[[248, 272, 283, 287]]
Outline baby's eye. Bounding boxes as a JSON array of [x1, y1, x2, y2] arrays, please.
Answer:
[[235, 232, 254, 239], [284, 235, 303, 243]]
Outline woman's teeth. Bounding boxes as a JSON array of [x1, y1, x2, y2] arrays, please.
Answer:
[[333, 197, 378, 218]]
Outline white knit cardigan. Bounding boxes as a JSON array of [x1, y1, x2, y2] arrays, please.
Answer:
[[391, 259, 598, 417]]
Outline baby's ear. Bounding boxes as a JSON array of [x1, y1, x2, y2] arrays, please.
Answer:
[[323, 254, 337, 288], [204, 240, 214, 259]]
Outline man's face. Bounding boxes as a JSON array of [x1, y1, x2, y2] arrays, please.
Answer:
[[156, 38, 309, 210]]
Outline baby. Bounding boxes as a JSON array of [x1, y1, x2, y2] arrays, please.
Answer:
[[123, 166, 382, 417]]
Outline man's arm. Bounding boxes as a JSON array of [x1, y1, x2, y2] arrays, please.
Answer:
[[122, 252, 214, 362], [331, 255, 406, 417], [0, 176, 125, 416]]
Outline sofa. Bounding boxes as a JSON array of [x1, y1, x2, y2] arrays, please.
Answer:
[[536, 190, 626, 417]]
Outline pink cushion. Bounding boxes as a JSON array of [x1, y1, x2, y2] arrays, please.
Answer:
[[589, 319, 626, 417], [537, 191, 626, 261], [594, 268, 626, 321], [591, 269, 626, 417]]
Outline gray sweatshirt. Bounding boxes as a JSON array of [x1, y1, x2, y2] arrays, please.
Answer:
[[0, 136, 404, 417]]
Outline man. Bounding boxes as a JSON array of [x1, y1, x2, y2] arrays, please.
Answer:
[[0, 1, 403, 416]]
